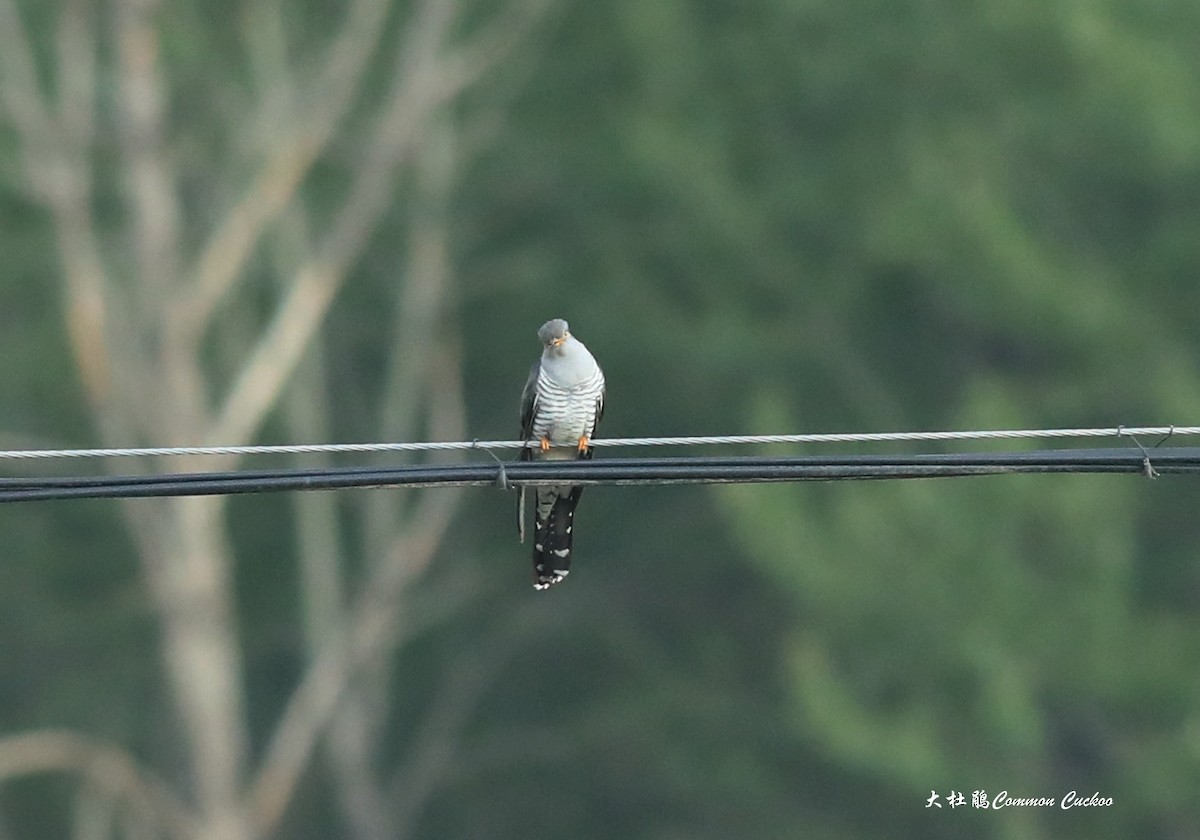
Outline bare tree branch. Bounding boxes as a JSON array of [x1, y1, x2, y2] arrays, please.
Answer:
[[154, 495, 250, 837], [54, 206, 117, 413], [54, 0, 97, 203], [110, 6, 251, 839], [333, 241, 470, 840], [278, 287, 396, 840], [388, 616, 533, 840], [0, 0, 52, 150], [115, 0, 205, 440], [207, 0, 554, 456], [204, 257, 339, 453], [438, 0, 556, 97], [1, 4, 556, 840], [230, 17, 481, 832], [262, 88, 396, 840], [0, 0, 122, 422], [247, 303, 470, 833], [238, 15, 528, 823], [205, 0, 465, 453], [72, 778, 117, 840], [247, 330, 471, 836], [115, 0, 181, 296], [372, 304, 472, 599], [364, 114, 458, 553], [326, 692, 395, 840], [0, 729, 200, 840], [454, 7, 553, 167], [339, 299, 471, 840], [179, 0, 393, 340], [246, 557, 481, 839]]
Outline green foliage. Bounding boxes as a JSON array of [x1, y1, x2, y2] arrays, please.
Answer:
[[2, 0, 1200, 837], [460, 0, 1200, 835]]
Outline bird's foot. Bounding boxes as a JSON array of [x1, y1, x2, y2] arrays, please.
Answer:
[[577, 435, 590, 453], [539, 436, 551, 452]]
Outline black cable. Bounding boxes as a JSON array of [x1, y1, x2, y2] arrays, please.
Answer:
[[0, 447, 1195, 503]]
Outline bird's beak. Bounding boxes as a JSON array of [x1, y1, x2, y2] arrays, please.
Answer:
[[551, 333, 568, 347]]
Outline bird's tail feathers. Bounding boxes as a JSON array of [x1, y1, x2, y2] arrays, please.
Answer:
[[516, 446, 534, 542], [531, 486, 583, 590], [516, 485, 527, 543]]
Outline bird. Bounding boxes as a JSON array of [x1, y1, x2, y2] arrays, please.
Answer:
[[518, 318, 606, 590]]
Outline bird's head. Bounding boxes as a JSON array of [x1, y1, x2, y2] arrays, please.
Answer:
[[538, 318, 571, 351]]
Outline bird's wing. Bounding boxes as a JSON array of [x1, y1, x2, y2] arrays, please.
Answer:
[[579, 368, 605, 458], [591, 370, 606, 439], [516, 360, 541, 542], [518, 360, 540, 458]]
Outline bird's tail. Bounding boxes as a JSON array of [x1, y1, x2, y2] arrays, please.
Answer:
[[516, 446, 533, 543], [531, 486, 583, 590]]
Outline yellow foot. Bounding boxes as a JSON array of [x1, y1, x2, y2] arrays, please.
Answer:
[[577, 435, 590, 453], [540, 436, 551, 452]]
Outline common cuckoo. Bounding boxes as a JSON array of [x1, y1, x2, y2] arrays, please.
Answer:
[[518, 318, 606, 590]]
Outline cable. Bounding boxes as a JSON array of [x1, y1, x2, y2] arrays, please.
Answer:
[[0, 425, 1192, 461], [1, 448, 1196, 503]]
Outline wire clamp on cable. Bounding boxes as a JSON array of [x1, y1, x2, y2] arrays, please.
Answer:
[[472, 439, 511, 491], [1118, 426, 1159, 479]]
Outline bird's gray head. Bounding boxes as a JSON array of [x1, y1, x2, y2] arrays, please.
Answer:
[[537, 319, 571, 351]]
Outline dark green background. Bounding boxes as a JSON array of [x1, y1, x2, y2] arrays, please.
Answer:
[[1, 0, 1198, 838]]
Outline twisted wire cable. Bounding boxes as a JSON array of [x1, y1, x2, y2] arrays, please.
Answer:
[[0, 425, 1191, 461], [0, 448, 1195, 503]]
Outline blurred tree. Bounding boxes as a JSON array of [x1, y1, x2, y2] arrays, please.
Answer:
[[0, 0, 558, 839], [1, 0, 1199, 838]]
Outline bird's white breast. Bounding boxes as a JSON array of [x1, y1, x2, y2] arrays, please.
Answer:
[[533, 338, 604, 447]]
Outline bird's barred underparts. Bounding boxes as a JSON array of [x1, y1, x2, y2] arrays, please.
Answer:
[[531, 366, 605, 446]]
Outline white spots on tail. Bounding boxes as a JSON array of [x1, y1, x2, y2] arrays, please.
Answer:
[[533, 570, 566, 591]]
